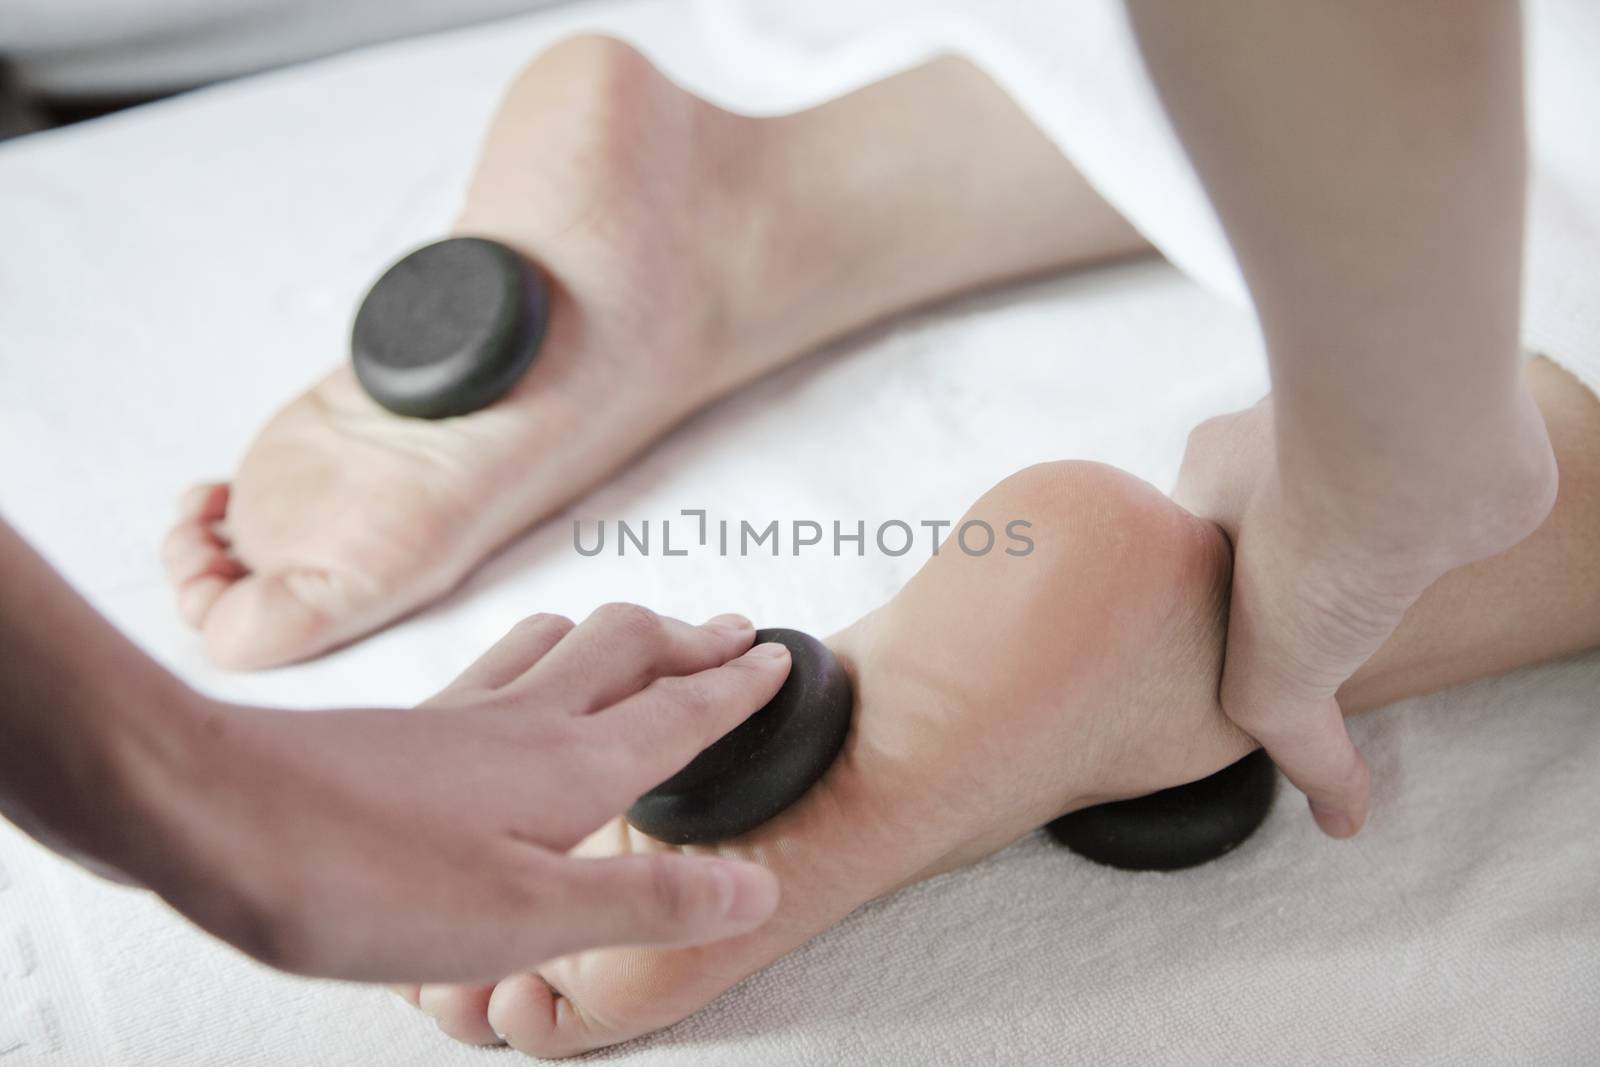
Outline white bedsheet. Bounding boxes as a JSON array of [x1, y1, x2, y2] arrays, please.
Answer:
[[0, 1, 1596, 1063]]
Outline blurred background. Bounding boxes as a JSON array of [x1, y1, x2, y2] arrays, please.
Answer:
[[0, 0, 579, 137]]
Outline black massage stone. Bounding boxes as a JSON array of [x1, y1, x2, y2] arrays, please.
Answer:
[[1045, 749, 1277, 871], [351, 237, 549, 419], [628, 628, 853, 845]]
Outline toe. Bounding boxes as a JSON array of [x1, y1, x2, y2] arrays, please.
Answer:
[[388, 984, 422, 1008], [162, 517, 240, 586], [488, 973, 614, 1060], [201, 570, 339, 669], [164, 504, 251, 635], [418, 983, 502, 1046], [178, 482, 230, 523], [164, 484, 245, 624], [178, 573, 238, 628]]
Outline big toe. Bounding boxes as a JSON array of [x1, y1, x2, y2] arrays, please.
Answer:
[[164, 482, 356, 668], [485, 950, 718, 1060], [417, 983, 503, 1046], [487, 973, 626, 1060], [197, 569, 349, 669]]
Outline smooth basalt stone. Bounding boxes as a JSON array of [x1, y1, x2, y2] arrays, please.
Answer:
[[351, 236, 549, 419], [628, 628, 853, 845], [1044, 749, 1277, 871]]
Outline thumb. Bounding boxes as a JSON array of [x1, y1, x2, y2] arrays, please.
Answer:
[[540, 853, 779, 956], [1218, 546, 1377, 839], [1234, 688, 1371, 838]]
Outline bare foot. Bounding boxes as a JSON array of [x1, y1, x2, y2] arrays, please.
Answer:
[[399, 362, 1600, 1051], [160, 37, 779, 668], [160, 39, 1146, 668], [402, 462, 1252, 1054]]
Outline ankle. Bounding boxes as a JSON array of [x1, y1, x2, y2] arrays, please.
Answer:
[[1282, 386, 1560, 583], [690, 108, 864, 384], [708, 59, 1149, 379]]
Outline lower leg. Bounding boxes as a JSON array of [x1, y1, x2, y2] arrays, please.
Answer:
[[719, 54, 1150, 373], [1340, 357, 1600, 711], [413, 358, 1600, 1054]]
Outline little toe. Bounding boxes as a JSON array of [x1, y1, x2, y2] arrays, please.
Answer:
[[178, 482, 230, 523], [418, 984, 502, 1046]]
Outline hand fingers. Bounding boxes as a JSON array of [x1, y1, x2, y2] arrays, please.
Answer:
[[1219, 598, 1373, 836], [579, 641, 792, 807], [1172, 425, 1233, 525], [1239, 692, 1370, 838], [413, 850, 777, 980], [1172, 401, 1274, 532], [516, 603, 756, 713], [532, 851, 779, 957], [429, 613, 574, 700]]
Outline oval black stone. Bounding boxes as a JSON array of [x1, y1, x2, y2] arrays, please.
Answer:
[[351, 237, 549, 419], [1044, 748, 1277, 871], [627, 628, 854, 845]]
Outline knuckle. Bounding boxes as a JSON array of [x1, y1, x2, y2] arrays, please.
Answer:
[[1224, 699, 1274, 734], [1223, 703, 1292, 748], [593, 602, 662, 643], [1339, 747, 1371, 793], [1175, 424, 1230, 510], [654, 674, 716, 718], [1184, 414, 1230, 457], [643, 854, 697, 927]]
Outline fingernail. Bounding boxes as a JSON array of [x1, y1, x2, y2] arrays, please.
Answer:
[[749, 641, 790, 660], [712, 863, 777, 922], [705, 613, 753, 632]]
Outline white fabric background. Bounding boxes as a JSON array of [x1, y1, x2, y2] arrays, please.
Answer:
[[0, 1, 1596, 1063], [0, 0, 574, 94]]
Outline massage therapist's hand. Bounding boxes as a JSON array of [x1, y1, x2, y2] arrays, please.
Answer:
[[155, 607, 790, 983], [1129, 1, 1557, 837], [1, 518, 789, 983], [1174, 396, 1555, 837]]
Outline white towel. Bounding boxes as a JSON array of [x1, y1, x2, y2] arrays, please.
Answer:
[[0, 1, 1595, 1063]]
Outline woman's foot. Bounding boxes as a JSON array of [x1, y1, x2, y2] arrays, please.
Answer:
[[401, 462, 1251, 1055], [161, 39, 1147, 668], [158, 36, 784, 668]]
